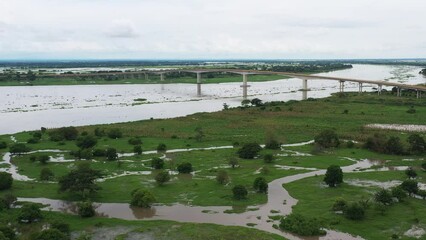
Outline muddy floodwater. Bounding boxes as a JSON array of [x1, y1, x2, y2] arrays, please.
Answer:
[[1, 64, 425, 134], [18, 157, 403, 240]]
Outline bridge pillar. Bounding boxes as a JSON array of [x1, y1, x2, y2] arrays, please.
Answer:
[[196, 72, 202, 97], [397, 87, 401, 97], [144, 72, 148, 81], [302, 79, 308, 91], [241, 73, 249, 100], [417, 90, 422, 99], [378, 84, 382, 95], [358, 83, 363, 94], [339, 81, 345, 93]]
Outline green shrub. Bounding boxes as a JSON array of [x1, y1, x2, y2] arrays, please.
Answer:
[[343, 202, 365, 220], [130, 189, 156, 208], [77, 201, 95, 218], [232, 185, 248, 200], [279, 213, 325, 236], [0, 172, 13, 190], [237, 143, 262, 159], [177, 162, 193, 174]]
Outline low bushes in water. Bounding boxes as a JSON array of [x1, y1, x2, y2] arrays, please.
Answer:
[[279, 213, 325, 236]]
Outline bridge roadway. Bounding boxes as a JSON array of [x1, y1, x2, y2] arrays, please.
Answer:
[[39, 68, 426, 99]]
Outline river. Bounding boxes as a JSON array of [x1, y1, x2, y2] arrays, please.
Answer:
[[0, 64, 425, 135]]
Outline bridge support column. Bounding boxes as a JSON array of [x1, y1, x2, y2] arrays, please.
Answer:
[[378, 84, 382, 95], [301, 79, 308, 100], [397, 87, 401, 97], [196, 72, 202, 97], [417, 90, 421, 99], [358, 83, 363, 94], [144, 73, 148, 80], [339, 81, 345, 93], [302, 79, 308, 91], [242, 73, 249, 100], [160, 73, 165, 82]]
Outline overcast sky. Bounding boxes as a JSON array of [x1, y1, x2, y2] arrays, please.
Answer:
[[0, 0, 425, 60]]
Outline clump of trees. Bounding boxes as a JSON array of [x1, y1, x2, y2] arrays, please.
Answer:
[[107, 128, 123, 139], [58, 162, 103, 197], [264, 133, 280, 150], [18, 203, 42, 223], [9, 143, 31, 155], [155, 170, 171, 186], [232, 185, 248, 200], [237, 143, 262, 159], [0, 172, 13, 190], [40, 167, 54, 181], [157, 143, 167, 152], [130, 189, 156, 208], [279, 213, 325, 236], [323, 165, 343, 187], [363, 133, 425, 155], [253, 177, 268, 193], [49, 127, 79, 141], [177, 162, 193, 174], [151, 157, 165, 169], [314, 130, 340, 148], [77, 201, 96, 218]]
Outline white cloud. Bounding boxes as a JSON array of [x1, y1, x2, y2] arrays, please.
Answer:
[[105, 20, 139, 38], [0, 0, 425, 59]]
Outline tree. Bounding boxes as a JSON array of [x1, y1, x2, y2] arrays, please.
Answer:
[[264, 133, 280, 150], [0, 172, 12, 190], [77, 201, 96, 218], [9, 143, 30, 155], [405, 167, 417, 179], [241, 99, 251, 107], [155, 170, 170, 186], [18, 203, 42, 223], [385, 137, 404, 155], [228, 157, 239, 168], [232, 185, 248, 200], [26, 70, 36, 81], [58, 162, 103, 197], [0, 142, 7, 149], [194, 127, 205, 142], [177, 162, 193, 174], [314, 130, 340, 148], [237, 143, 262, 159], [130, 189, 156, 208], [38, 155, 50, 165], [156, 143, 167, 152], [133, 145, 142, 155], [107, 128, 123, 139], [0, 226, 16, 240], [105, 147, 118, 161], [0, 232, 7, 240], [151, 157, 164, 169], [216, 170, 229, 185], [40, 168, 54, 181], [251, 98, 263, 107], [323, 165, 343, 187], [94, 127, 105, 137], [422, 162, 426, 171], [128, 137, 142, 145], [407, 134, 426, 154], [76, 135, 97, 149], [253, 177, 268, 193], [33, 229, 68, 240], [400, 179, 418, 195], [391, 186, 407, 202], [374, 188, 393, 205], [263, 154, 274, 163], [343, 202, 365, 220]]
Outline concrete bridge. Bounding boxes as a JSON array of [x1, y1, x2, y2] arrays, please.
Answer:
[[40, 69, 426, 99]]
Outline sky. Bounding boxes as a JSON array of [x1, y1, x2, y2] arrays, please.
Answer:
[[0, 0, 425, 60]]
